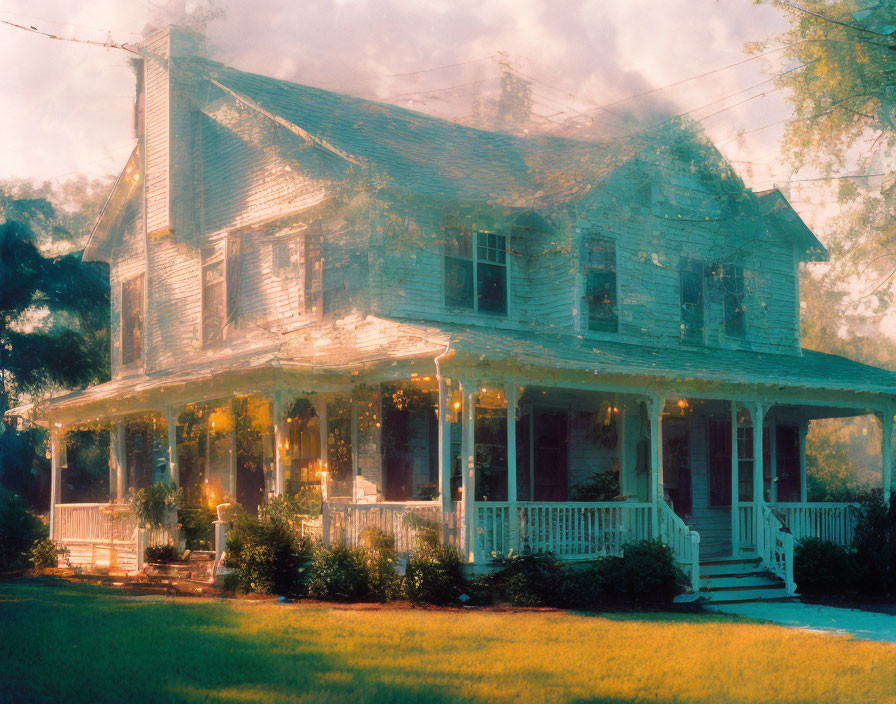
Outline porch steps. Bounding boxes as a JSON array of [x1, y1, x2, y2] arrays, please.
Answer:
[[699, 557, 792, 603]]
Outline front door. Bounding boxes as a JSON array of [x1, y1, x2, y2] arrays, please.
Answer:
[[533, 409, 568, 501], [663, 418, 692, 517]]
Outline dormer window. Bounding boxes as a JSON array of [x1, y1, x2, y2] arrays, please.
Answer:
[[680, 257, 705, 344], [582, 236, 618, 333], [721, 263, 745, 338], [443, 227, 507, 315], [121, 273, 144, 365]]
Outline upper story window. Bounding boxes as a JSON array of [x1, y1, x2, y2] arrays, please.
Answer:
[[121, 273, 144, 366], [304, 224, 323, 319], [720, 263, 745, 338], [582, 236, 618, 333], [443, 227, 507, 315], [202, 236, 241, 346], [679, 257, 705, 344]]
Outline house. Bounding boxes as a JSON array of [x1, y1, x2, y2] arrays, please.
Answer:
[[13, 26, 896, 601]]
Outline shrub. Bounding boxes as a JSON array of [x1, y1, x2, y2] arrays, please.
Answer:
[[179, 506, 216, 551], [30, 538, 62, 569], [851, 496, 896, 596], [793, 538, 855, 595], [361, 528, 402, 602], [144, 544, 182, 564], [0, 488, 45, 572], [260, 489, 322, 534], [225, 513, 309, 595], [404, 528, 465, 605], [571, 471, 620, 502], [130, 482, 180, 530], [307, 544, 369, 601], [595, 539, 687, 604], [482, 551, 572, 607]]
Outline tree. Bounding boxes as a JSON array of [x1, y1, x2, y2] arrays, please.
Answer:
[[0, 190, 110, 507]]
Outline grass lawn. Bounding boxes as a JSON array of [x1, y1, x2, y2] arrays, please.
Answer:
[[0, 578, 894, 704]]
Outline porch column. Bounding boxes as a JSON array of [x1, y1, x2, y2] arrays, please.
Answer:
[[272, 390, 285, 496], [437, 376, 453, 542], [504, 381, 519, 552], [730, 402, 740, 557], [882, 409, 894, 505], [110, 420, 126, 501], [768, 410, 777, 504], [350, 392, 359, 502], [799, 421, 809, 503], [49, 425, 64, 541], [460, 380, 477, 563], [165, 406, 179, 486], [746, 401, 766, 559], [646, 395, 663, 538]]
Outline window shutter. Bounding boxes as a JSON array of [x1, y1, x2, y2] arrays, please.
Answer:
[[304, 226, 323, 319], [225, 236, 241, 326]]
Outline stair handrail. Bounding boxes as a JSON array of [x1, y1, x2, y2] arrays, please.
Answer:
[[760, 503, 796, 595], [657, 500, 700, 592]]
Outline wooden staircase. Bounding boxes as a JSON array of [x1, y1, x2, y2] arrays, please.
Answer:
[[699, 557, 794, 603]]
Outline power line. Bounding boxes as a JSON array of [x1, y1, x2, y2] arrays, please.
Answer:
[[1, 20, 139, 54], [780, 1, 895, 38]]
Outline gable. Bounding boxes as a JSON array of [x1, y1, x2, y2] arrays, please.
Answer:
[[82, 145, 142, 263]]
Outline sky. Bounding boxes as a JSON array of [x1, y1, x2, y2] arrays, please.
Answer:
[[0, 0, 825, 225]]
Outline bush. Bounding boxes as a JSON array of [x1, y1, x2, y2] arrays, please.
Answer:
[[260, 489, 322, 531], [144, 544, 182, 564], [0, 488, 45, 572], [595, 539, 687, 604], [361, 528, 402, 602], [482, 551, 572, 607], [571, 471, 620, 502], [307, 544, 369, 601], [130, 482, 180, 530], [179, 506, 216, 551], [30, 538, 62, 569], [404, 528, 465, 605], [225, 513, 310, 595], [793, 538, 855, 595], [851, 496, 896, 596]]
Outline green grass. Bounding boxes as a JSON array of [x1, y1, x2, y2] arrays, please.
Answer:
[[0, 578, 894, 704]]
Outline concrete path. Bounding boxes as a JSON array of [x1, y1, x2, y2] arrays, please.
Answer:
[[707, 601, 896, 643]]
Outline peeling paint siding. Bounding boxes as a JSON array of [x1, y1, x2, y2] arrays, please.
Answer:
[[143, 33, 170, 236]]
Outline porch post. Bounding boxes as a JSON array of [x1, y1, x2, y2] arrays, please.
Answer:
[[646, 395, 663, 538], [49, 425, 63, 541], [437, 376, 453, 543], [461, 380, 477, 563], [768, 410, 777, 504], [748, 401, 766, 559], [272, 390, 285, 496], [165, 406, 179, 486], [505, 380, 519, 553], [731, 402, 740, 557], [799, 421, 809, 504], [350, 392, 359, 502], [881, 409, 893, 505], [111, 420, 126, 501]]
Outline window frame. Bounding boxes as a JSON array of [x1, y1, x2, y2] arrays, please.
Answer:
[[119, 272, 145, 367], [442, 226, 509, 316], [679, 256, 706, 345], [580, 234, 620, 335]]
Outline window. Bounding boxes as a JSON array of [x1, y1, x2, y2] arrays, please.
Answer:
[[272, 236, 298, 279], [121, 273, 144, 365], [721, 263, 745, 338], [304, 228, 323, 319], [443, 227, 507, 315], [582, 236, 618, 332], [202, 237, 241, 346], [679, 257, 705, 344]]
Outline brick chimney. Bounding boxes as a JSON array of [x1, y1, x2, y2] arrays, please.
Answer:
[[136, 26, 206, 239]]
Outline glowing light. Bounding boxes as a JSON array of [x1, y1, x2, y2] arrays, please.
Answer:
[[453, 402, 461, 411], [677, 399, 689, 410]]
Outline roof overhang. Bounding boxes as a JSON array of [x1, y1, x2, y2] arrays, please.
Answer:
[[755, 188, 828, 262], [83, 145, 141, 263]]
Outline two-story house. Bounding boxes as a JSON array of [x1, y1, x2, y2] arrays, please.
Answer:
[[17, 26, 896, 600]]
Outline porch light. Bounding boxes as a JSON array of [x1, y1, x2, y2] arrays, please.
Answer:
[[481, 388, 487, 394], [677, 399, 689, 410]]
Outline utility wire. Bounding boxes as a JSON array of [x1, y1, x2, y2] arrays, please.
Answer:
[[1, 20, 139, 54]]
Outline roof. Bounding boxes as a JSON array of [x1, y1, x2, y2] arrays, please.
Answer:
[[754, 189, 828, 262]]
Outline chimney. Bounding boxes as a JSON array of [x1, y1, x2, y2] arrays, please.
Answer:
[[137, 26, 206, 239]]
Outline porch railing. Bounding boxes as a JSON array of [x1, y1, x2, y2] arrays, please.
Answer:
[[324, 501, 459, 555], [474, 502, 654, 560], [769, 502, 859, 546], [53, 503, 137, 544], [760, 503, 796, 594], [737, 503, 755, 548], [658, 501, 700, 591]]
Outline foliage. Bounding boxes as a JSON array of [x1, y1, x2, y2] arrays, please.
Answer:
[[794, 537, 856, 594], [404, 527, 465, 604], [258, 488, 322, 533], [805, 417, 880, 501], [360, 528, 402, 602], [179, 506, 216, 551], [144, 544, 182, 564], [225, 512, 310, 595], [594, 540, 687, 604], [307, 544, 370, 602], [129, 482, 181, 530], [570, 471, 620, 502], [29, 538, 62, 569], [0, 488, 45, 571], [481, 551, 572, 607], [851, 494, 896, 595]]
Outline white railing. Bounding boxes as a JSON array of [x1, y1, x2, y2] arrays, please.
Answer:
[[53, 503, 137, 544], [738, 503, 755, 548], [760, 504, 796, 595], [324, 501, 459, 555], [475, 502, 654, 560], [658, 501, 700, 591], [770, 502, 859, 546]]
